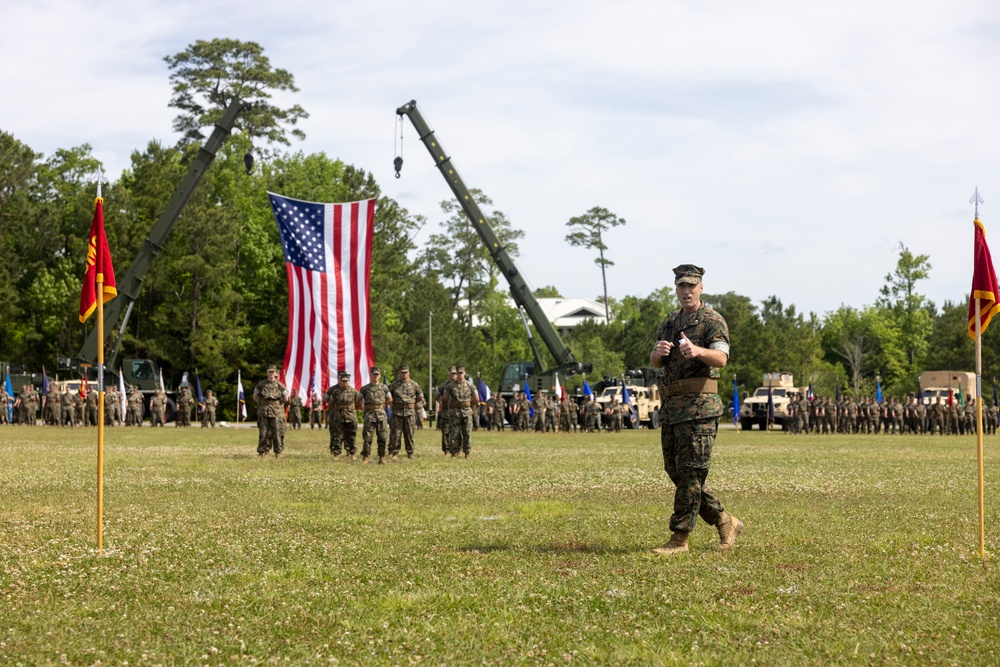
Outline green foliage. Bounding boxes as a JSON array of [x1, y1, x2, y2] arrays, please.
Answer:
[[164, 38, 308, 148], [565, 206, 626, 320], [877, 243, 934, 381], [426, 189, 524, 328]]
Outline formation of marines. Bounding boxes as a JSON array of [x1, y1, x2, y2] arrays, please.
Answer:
[[481, 391, 631, 433], [782, 393, 998, 435]]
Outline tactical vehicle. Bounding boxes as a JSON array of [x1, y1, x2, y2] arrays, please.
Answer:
[[595, 383, 661, 428], [918, 370, 977, 405], [739, 372, 808, 430]]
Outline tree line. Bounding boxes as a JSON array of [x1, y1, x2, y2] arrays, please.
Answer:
[[0, 39, 994, 419]]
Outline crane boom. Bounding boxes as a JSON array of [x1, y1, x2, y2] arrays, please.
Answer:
[[395, 100, 585, 383], [76, 98, 249, 369]]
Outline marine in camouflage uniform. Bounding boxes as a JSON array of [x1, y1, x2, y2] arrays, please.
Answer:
[[202, 389, 219, 428], [0, 386, 9, 424], [489, 393, 507, 431], [127, 387, 144, 426], [388, 364, 424, 458], [254, 365, 289, 457], [650, 264, 742, 556], [61, 388, 76, 426], [325, 372, 359, 457], [309, 390, 324, 429], [360, 367, 392, 463], [444, 366, 478, 457], [47, 388, 62, 426], [176, 387, 193, 427], [288, 393, 303, 430], [436, 367, 458, 452], [558, 398, 574, 432], [150, 389, 168, 427], [532, 391, 548, 432], [84, 388, 98, 426]]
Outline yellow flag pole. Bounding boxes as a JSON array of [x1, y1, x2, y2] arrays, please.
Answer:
[[975, 299, 986, 557], [97, 271, 105, 556]]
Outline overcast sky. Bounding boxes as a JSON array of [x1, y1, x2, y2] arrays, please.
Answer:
[[4, 0, 999, 316]]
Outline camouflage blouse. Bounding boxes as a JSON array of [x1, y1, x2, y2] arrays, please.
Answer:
[[325, 385, 359, 423], [654, 303, 729, 425], [359, 383, 391, 421]]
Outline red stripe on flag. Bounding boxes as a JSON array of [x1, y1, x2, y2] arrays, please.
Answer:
[[333, 205, 347, 374], [350, 202, 363, 381], [319, 271, 330, 392], [282, 264, 297, 385], [361, 200, 375, 373]]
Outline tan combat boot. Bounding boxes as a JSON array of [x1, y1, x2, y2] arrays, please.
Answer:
[[361, 456, 369, 464], [651, 532, 689, 555], [378, 456, 386, 465], [716, 512, 744, 551]]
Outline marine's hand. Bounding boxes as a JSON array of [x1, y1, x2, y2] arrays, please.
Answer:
[[678, 332, 701, 359], [653, 340, 674, 357]]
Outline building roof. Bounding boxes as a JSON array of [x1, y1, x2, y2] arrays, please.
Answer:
[[535, 297, 607, 329]]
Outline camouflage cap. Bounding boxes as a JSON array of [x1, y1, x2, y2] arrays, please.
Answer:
[[338, 371, 351, 380], [370, 366, 382, 375], [455, 365, 466, 373], [448, 366, 457, 373], [267, 364, 278, 372], [673, 264, 705, 285], [397, 364, 410, 373]]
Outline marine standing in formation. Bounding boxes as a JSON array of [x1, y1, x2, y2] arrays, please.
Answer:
[[444, 366, 479, 458], [253, 364, 289, 457], [325, 371, 359, 458], [201, 389, 219, 427], [388, 364, 425, 459], [650, 264, 742, 556], [359, 367, 392, 464], [150, 389, 167, 427], [309, 388, 324, 429], [288, 393, 303, 430], [176, 387, 193, 427]]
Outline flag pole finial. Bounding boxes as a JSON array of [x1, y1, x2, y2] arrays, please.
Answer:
[[971, 187, 985, 220], [92, 167, 110, 199]]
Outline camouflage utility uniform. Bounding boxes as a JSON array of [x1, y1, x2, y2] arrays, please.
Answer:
[[325, 377, 359, 456], [360, 375, 391, 461], [254, 372, 289, 456], [388, 368, 424, 458], [651, 264, 741, 556], [444, 370, 478, 457]]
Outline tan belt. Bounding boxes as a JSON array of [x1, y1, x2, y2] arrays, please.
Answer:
[[663, 378, 718, 397], [455, 401, 471, 407], [399, 402, 415, 409], [364, 406, 385, 412]]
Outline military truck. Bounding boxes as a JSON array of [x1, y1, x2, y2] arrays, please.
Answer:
[[918, 370, 977, 405], [595, 382, 661, 428], [739, 372, 809, 430]]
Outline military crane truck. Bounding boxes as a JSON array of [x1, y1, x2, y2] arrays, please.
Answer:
[[395, 100, 592, 404], [74, 98, 250, 416]]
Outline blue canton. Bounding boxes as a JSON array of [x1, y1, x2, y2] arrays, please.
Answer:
[[268, 193, 326, 272]]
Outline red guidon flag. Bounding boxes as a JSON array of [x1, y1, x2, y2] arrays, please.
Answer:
[[79, 197, 117, 322], [969, 217, 1000, 338]]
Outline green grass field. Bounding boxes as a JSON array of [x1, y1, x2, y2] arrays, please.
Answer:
[[2, 423, 998, 666]]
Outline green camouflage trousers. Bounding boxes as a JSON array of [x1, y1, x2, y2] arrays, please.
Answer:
[[362, 416, 389, 458], [661, 417, 725, 533], [258, 416, 285, 454], [329, 420, 357, 455], [390, 414, 416, 455]]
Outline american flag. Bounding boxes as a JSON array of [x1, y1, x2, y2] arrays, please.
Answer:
[[268, 192, 376, 400]]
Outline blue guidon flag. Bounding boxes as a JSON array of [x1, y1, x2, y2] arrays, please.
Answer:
[[268, 193, 377, 400]]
